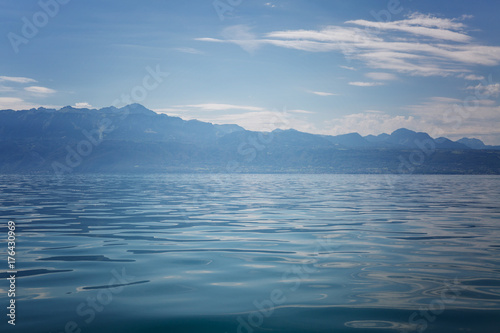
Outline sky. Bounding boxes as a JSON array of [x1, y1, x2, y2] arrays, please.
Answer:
[[1, 0, 500, 143]]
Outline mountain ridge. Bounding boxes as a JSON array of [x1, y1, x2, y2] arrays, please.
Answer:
[[0, 104, 499, 174]]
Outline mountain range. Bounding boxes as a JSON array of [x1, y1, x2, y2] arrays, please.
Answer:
[[1, 104, 499, 174]]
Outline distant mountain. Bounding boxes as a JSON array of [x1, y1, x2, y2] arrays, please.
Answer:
[[0, 104, 499, 174], [363, 128, 468, 150], [365, 133, 390, 143], [324, 132, 371, 148], [458, 137, 487, 149]]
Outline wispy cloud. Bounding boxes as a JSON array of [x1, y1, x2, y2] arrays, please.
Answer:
[[73, 102, 93, 109], [340, 65, 356, 70], [0, 85, 14, 92], [310, 91, 337, 96], [289, 109, 315, 114], [198, 13, 500, 77], [0, 97, 58, 110], [463, 74, 485, 81], [467, 83, 500, 97], [178, 103, 266, 112], [405, 96, 500, 143], [365, 72, 398, 81], [24, 86, 57, 94], [0, 76, 37, 84], [174, 47, 204, 55], [220, 25, 262, 54], [345, 12, 470, 42], [349, 81, 384, 87]]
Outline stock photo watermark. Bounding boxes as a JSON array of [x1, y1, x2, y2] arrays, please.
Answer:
[[51, 64, 169, 179], [7, 0, 71, 54], [49, 268, 135, 333], [6, 220, 17, 326], [185, 106, 292, 215], [396, 74, 498, 175], [406, 278, 465, 333], [213, 0, 244, 21], [236, 237, 337, 333]]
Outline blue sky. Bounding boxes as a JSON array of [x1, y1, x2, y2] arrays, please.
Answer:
[[1, 0, 500, 143]]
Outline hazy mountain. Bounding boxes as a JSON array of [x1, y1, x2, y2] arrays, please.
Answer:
[[324, 132, 371, 148], [0, 104, 499, 174], [457, 137, 487, 149], [365, 133, 390, 143]]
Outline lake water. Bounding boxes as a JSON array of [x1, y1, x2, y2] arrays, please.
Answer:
[[1, 174, 500, 333]]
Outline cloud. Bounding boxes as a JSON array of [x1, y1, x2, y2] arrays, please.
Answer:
[[178, 103, 266, 112], [174, 47, 204, 55], [467, 83, 500, 97], [24, 86, 57, 94], [404, 96, 500, 143], [340, 65, 356, 70], [0, 97, 32, 110], [365, 72, 398, 80], [349, 81, 384, 87], [220, 25, 263, 54], [153, 107, 183, 114], [264, 2, 276, 8], [463, 74, 485, 81], [289, 109, 315, 114], [325, 95, 500, 144], [0, 97, 58, 110], [310, 91, 337, 96], [0, 76, 37, 84], [198, 13, 500, 77], [345, 12, 471, 42], [0, 85, 14, 92], [73, 102, 93, 109]]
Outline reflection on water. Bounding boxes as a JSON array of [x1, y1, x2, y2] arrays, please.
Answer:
[[1, 174, 500, 332]]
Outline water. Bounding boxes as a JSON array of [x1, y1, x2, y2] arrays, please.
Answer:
[[1, 174, 500, 333]]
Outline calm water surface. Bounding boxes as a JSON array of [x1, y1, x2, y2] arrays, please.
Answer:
[[1, 174, 500, 332]]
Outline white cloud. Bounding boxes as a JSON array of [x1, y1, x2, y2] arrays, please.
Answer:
[[220, 25, 263, 54], [310, 91, 336, 96], [0, 76, 37, 84], [405, 96, 500, 143], [24, 86, 57, 94], [428, 96, 462, 103], [264, 2, 276, 8], [289, 109, 315, 114], [175, 47, 204, 54], [466, 83, 500, 97], [0, 97, 58, 110], [153, 107, 183, 114], [178, 103, 266, 112], [349, 81, 384, 87], [73, 102, 93, 109], [198, 14, 500, 77], [365, 72, 398, 80], [340, 65, 356, 70], [463, 74, 485, 81], [346, 12, 471, 42]]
